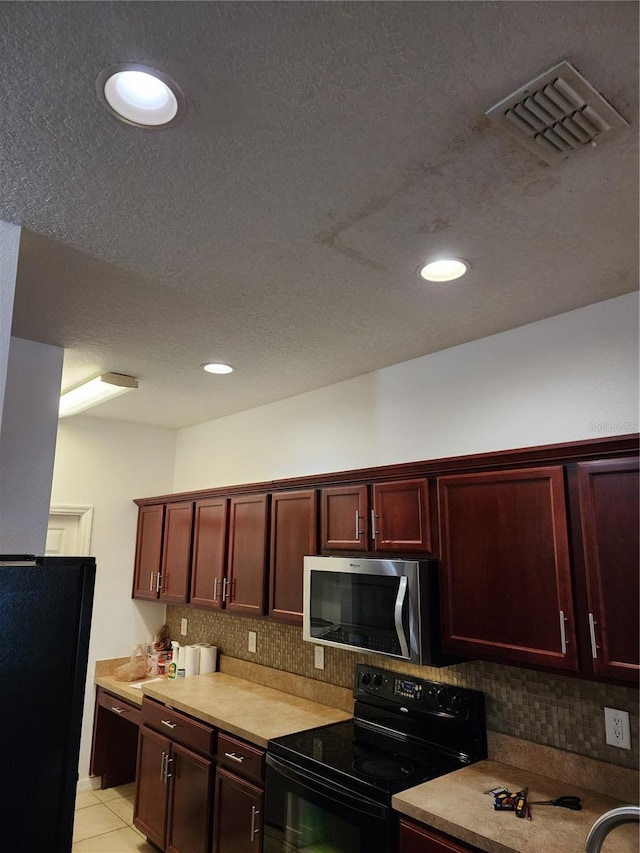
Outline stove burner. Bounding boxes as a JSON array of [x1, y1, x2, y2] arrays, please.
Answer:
[[352, 756, 415, 780], [296, 733, 349, 759]]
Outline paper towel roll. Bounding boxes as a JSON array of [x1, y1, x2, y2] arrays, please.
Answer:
[[184, 645, 200, 677], [199, 645, 218, 674]]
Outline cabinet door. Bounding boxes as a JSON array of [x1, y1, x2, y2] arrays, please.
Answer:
[[227, 494, 269, 616], [438, 467, 578, 670], [399, 818, 476, 852], [269, 490, 317, 623], [160, 501, 195, 604], [373, 479, 431, 552], [321, 485, 368, 550], [577, 457, 639, 682], [166, 743, 213, 853], [212, 767, 263, 853], [133, 726, 170, 849], [132, 504, 164, 600], [190, 497, 228, 609]]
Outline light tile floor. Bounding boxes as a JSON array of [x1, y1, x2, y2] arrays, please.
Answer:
[[73, 783, 156, 852]]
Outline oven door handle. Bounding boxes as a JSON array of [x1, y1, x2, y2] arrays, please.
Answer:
[[266, 754, 388, 819], [394, 575, 410, 659]]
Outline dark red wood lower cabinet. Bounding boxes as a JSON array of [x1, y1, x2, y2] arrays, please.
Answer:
[[212, 766, 264, 853], [399, 818, 477, 853], [134, 726, 170, 850], [166, 743, 213, 853]]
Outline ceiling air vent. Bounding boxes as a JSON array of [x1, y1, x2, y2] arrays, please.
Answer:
[[485, 60, 629, 165]]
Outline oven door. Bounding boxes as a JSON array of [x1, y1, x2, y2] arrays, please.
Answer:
[[264, 754, 394, 853]]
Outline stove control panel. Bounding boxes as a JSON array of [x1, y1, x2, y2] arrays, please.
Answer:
[[393, 678, 422, 700], [355, 664, 475, 719]]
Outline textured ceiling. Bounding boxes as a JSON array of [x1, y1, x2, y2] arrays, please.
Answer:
[[3, 1, 638, 429]]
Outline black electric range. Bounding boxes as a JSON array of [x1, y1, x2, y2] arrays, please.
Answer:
[[264, 664, 487, 853]]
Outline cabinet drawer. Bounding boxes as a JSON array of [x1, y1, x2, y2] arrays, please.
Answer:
[[216, 733, 264, 784], [142, 697, 216, 756], [97, 688, 141, 726]]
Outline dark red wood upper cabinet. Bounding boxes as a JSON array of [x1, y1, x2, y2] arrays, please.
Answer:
[[438, 466, 579, 671], [372, 478, 431, 552], [160, 501, 195, 604], [190, 497, 229, 609], [269, 489, 318, 624], [226, 493, 269, 616], [577, 457, 639, 683], [132, 503, 165, 600], [321, 484, 369, 550]]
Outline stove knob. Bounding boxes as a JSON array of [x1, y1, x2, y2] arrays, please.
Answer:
[[372, 673, 383, 687], [436, 688, 449, 709], [361, 672, 371, 686], [449, 692, 468, 714]]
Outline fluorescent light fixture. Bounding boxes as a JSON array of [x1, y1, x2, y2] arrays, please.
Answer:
[[419, 258, 470, 282], [59, 372, 138, 418], [97, 63, 185, 129], [201, 363, 234, 375]]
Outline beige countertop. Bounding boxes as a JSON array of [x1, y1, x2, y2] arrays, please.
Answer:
[[95, 668, 351, 748], [393, 759, 639, 853]]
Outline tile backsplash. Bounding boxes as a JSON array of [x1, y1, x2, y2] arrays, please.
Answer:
[[165, 605, 639, 770]]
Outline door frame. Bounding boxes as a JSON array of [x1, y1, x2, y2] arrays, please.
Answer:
[[48, 504, 94, 556]]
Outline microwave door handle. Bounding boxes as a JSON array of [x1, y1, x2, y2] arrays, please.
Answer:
[[394, 575, 410, 659]]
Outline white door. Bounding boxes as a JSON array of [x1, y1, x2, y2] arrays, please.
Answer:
[[46, 505, 93, 556]]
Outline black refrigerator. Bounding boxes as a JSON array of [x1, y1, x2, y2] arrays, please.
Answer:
[[0, 555, 96, 852]]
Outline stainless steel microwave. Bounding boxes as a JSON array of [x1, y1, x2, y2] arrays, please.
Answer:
[[303, 556, 454, 666]]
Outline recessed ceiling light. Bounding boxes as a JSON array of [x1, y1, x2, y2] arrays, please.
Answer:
[[419, 258, 470, 282], [97, 63, 185, 129], [201, 363, 234, 375]]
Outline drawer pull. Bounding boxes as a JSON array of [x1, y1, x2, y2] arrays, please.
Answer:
[[250, 805, 260, 841], [161, 719, 178, 729], [111, 706, 126, 715], [224, 751, 245, 763]]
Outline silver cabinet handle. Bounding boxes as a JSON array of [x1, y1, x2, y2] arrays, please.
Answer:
[[156, 572, 162, 593], [161, 719, 178, 729], [224, 751, 245, 763], [160, 751, 166, 781], [559, 610, 568, 654], [355, 511, 359, 539], [149, 572, 154, 592], [250, 805, 260, 842], [165, 756, 173, 780], [588, 612, 599, 659], [111, 706, 125, 715], [222, 577, 229, 602], [370, 509, 379, 537], [213, 577, 219, 600]]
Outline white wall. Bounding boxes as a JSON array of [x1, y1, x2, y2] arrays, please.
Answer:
[[50, 416, 176, 785], [0, 337, 64, 553], [174, 293, 639, 490], [0, 222, 20, 422]]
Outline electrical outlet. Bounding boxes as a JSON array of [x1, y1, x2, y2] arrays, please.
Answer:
[[248, 631, 257, 653], [604, 707, 631, 749], [180, 618, 188, 636], [314, 645, 325, 670]]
